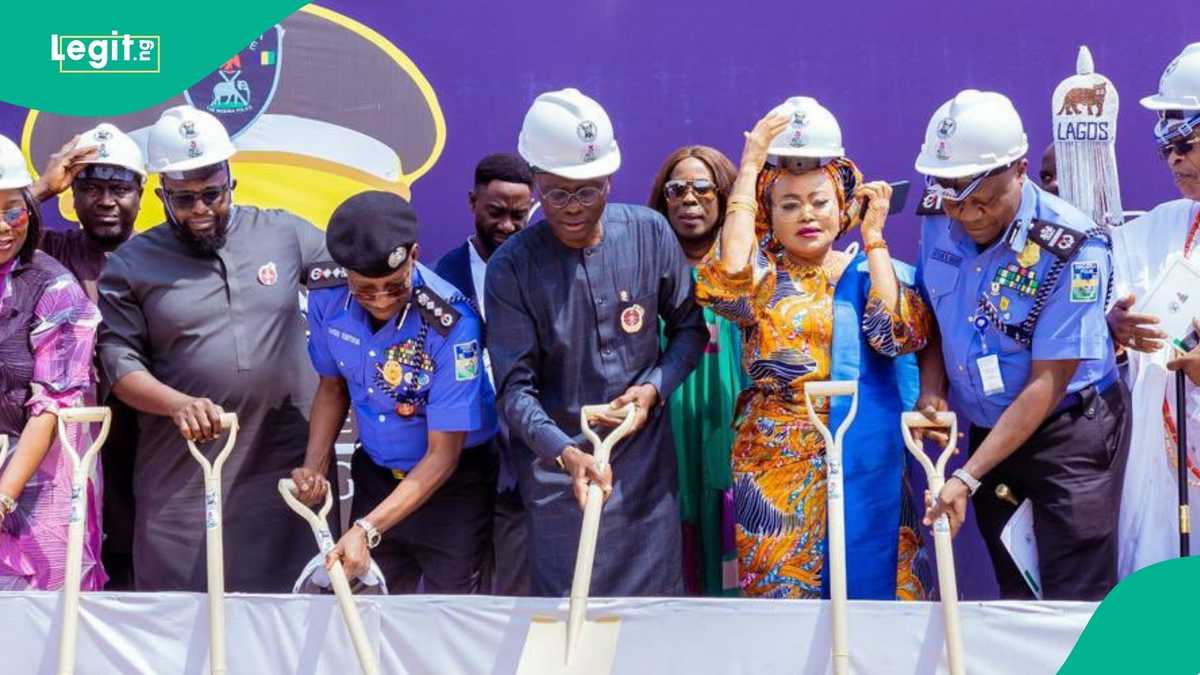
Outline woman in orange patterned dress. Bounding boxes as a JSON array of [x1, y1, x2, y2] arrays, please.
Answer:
[[695, 107, 932, 599]]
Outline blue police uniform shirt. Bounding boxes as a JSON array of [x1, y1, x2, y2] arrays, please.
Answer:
[[916, 179, 1116, 428], [306, 262, 498, 469]]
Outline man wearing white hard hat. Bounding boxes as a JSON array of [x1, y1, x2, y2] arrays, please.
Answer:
[[486, 88, 707, 595], [915, 90, 1129, 600], [32, 124, 145, 305], [1109, 42, 1200, 578], [31, 123, 146, 589], [96, 105, 330, 592]]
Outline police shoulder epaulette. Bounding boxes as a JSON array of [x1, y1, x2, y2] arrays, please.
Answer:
[[1028, 219, 1087, 260], [305, 262, 348, 289], [413, 286, 461, 336], [914, 186, 945, 216]]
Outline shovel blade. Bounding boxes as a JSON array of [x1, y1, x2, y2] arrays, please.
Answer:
[[516, 614, 621, 675]]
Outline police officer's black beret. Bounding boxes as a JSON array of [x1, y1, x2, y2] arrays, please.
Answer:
[[326, 191, 419, 278]]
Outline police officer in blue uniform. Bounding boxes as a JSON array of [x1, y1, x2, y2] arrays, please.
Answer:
[[913, 91, 1130, 600], [292, 190, 498, 592]]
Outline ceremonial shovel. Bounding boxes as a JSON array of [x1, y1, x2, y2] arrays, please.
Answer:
[[517, 403, 637, 675], [187, 413, 238, 675], [278, 478, 379, 675], [804, 380, 858, 675], [901, 411, 966, 675], [54, 406, 112, 675]]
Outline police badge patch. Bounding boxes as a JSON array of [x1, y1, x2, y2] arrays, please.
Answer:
[[454, 340, 480, 381], [183, 25, 284, 139], [1069, 261, 1100, 303]]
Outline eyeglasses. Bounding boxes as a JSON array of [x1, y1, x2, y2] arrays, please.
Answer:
[[350, 281, 410, 302], [1158, 138, 1197, 159], [663, 179, 716, 201], [0, 207, 28, 228], [926, 162, 1014, 203], [162, 185, 230, 211], [539, 185, 607, 208]]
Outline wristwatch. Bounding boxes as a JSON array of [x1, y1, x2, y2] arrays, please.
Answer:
[[353, 517, 382, 549], [951, 468, 982, 496]]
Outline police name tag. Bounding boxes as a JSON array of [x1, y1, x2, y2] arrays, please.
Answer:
[[977, 354, 1005, 396]]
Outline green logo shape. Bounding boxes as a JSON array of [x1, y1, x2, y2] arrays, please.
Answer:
[[1059, 556, 1200, 673]]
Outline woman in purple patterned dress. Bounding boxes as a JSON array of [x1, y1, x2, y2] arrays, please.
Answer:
[[0, 134, 105, 591]]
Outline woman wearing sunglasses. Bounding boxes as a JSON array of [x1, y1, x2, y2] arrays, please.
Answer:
[[1110, 42, 1200, 579], [647, 146, 744, 596], [0, 134, 105, 591], [695, 98, 931, 599]]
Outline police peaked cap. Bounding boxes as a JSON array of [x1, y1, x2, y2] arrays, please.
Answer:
[[326, 191, 419, 278]]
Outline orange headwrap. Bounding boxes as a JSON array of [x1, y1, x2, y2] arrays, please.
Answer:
[[754, 157, 865, 252]]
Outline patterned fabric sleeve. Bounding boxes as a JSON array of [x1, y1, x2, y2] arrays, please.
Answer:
[[26, 273, 100, 417], [861, 283, 930, 357], [695, 245, 777, 327]]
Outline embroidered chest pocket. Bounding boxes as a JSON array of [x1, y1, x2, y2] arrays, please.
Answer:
[[922, 253, 961, 311]]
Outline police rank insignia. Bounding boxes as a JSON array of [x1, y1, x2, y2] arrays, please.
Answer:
[[992, 263, 1039, 297], [620, 304, 645, 333], [413, 287, 460, 335], [1016, 240, 1041, 268], [1028, 219, 1086, 260], [454, 340, 480, 381], [1070, 261, 1100, 303]]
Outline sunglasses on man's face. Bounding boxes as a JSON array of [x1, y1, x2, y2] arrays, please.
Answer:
[[927, 162, 1014, 203], [663, 178, 716, 201], [1158, 138, 1197, 160], [163, 185, 229, 211]]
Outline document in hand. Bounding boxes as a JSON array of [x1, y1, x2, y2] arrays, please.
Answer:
[[1134, 256, 1200, 352]]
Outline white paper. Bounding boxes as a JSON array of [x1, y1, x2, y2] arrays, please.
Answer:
[[1000, 498, 1043, 599], [977, 354, 1005, 396], [1134, 256, 1200, 351]]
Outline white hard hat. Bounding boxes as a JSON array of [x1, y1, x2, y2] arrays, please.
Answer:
[[766, 96, 844, 161], [517, 88, 621, 180], [915, 89, 1028, 179], [0, 134, 33, 191], [1141, 42, 1200, 111], [73, 123, 146, 178], [146, 105, 237, 177]]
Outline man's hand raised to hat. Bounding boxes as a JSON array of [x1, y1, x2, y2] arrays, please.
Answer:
[[740, 114, 790, 173], [32, 135, 97, 202], [561, 446, 613, 510], [1107, 294, 1166, 353]]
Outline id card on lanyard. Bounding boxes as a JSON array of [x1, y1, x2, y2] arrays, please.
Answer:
[[973, 313, 1006, 396]]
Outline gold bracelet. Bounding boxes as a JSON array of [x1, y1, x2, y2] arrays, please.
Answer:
[[727, 200, 758, 218], [864, 239, 888, 253]]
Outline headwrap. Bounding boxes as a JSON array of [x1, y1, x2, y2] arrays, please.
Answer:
[[753, 156, 864, 253]]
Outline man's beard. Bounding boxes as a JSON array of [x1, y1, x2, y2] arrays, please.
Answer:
[[170, 218, 228, 256]]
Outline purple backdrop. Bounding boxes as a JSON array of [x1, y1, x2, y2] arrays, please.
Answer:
[[1, 1, 1190, 599]]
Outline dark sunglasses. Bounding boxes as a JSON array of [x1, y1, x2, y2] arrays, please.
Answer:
[[1158, 138, 1197, 160], [927, 162, 1014, 203], [163, 185, 230, 211], [663, 178, 716, 201]]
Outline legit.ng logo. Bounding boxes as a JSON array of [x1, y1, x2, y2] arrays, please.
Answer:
[[50, 31, 160, 73]]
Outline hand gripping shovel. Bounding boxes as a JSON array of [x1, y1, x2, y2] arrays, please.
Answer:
[[187, 413, 238, 675], [278, 478, 379, 675], [804, 380, 858, 675], [516, 403, 637, 675], [901, 411, 965, 675], [54, 406, 112, 675]]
